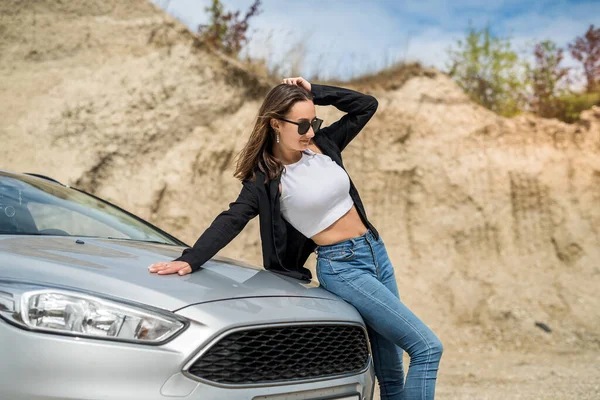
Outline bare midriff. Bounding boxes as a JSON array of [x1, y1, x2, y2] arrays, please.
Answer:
[[277, 139, 369, 247], [310, 205, 368, 246]]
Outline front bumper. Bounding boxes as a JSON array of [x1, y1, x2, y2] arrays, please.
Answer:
[[0, 296, 375, 400]]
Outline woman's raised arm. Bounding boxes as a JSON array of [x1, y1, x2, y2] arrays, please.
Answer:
[[311, 83, 378, 152]]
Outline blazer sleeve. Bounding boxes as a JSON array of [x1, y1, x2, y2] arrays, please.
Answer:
[[172, 179, 259, 272], [310, 83, 378, 152]]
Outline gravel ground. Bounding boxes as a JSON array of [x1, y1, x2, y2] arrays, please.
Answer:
[[372, 347, 600, 400]]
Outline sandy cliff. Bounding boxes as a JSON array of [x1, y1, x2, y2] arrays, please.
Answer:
[[1, 0, 599, 355]]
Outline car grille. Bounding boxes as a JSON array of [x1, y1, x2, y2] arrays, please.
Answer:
[[188, 324, 370, 385]]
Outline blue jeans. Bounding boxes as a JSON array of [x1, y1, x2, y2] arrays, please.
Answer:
[[315, 229, 443, 400]]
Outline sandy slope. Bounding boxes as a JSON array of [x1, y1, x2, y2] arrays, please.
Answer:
[[1, 1, 599, 398]]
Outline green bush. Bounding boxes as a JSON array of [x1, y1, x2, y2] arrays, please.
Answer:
[[445, 22, 526, 117], [556, 91, 600, 123]]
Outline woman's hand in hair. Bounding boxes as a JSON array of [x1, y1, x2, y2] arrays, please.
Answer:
[[148, 260, 193, 276], [282, 76, 311, 92]]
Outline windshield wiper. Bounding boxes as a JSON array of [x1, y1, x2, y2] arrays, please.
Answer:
[[106, 237, 175, 246], [0, 232, 175, 246], [0, 232, 48, 235]]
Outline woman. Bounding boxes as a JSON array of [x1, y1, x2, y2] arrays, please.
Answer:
[[148, 77, 443, 399]]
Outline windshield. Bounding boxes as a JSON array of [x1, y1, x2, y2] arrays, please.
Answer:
[[0, 172, 181, 245]]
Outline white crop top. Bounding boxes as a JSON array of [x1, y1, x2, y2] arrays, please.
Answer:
[[279, 148, 354, 238]]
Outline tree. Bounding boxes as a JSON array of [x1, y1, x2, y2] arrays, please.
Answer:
[[446, 22, 526, 117], [568, 24, 600, 93], [525, 40, 571, 119], [197, 0, 262, 56]]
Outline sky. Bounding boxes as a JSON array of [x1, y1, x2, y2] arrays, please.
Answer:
[[150, 0, 599, 89]]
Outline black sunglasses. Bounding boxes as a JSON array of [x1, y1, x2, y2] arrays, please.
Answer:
[[277, 117, 323, 135]]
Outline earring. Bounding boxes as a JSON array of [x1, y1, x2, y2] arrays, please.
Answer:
[[276, 131, 280, 143]]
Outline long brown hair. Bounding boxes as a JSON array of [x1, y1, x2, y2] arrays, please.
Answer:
[[233, 83, 314, 184]]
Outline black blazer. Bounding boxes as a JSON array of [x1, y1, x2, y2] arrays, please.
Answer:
[[173, 83, 380, 282]]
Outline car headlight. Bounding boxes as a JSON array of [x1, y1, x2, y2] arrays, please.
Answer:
[[0, 280, 187, 344]]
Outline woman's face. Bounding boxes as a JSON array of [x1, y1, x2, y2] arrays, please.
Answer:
[[275, 100, 317, 150]]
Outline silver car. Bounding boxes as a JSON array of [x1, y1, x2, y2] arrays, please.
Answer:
[[0, 169, 375, 400]]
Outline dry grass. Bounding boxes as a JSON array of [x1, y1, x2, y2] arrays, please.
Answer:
[[328, 60, 438, 91]]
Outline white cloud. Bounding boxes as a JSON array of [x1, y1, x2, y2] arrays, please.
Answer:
[[403, 27, 463, 72], [233, 0, 410, 79]]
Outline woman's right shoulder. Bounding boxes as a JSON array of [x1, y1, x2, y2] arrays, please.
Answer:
[[243, 170, 261, 185], [241, 171, 266, 195], [244, 167, 273, 187]]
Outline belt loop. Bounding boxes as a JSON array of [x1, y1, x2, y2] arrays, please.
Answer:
[[364, 229, 372, 244]]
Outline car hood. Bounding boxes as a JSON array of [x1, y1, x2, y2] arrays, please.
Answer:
[[0, 235, 340, 311]]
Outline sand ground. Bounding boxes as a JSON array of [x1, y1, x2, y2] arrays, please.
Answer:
[[431, 348, 600, 400]]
